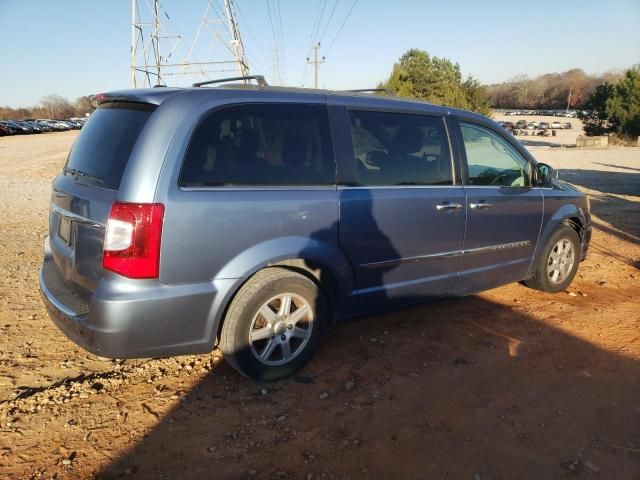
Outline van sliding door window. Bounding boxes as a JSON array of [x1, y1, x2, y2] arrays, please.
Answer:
[[347, 110, 453, 186]]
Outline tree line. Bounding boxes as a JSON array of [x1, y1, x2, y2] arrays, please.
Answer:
[[378, 50, 638, 138], [0, 95, 93, 120], [579, 68, 640, 138], [486, 69, 625, 110], [3, 53, 637, 138], [375, 49, 628, 116]]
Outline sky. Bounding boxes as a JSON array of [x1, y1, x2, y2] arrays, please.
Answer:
[[0, 0, 639, 108]]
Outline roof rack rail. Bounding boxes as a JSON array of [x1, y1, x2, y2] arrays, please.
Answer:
[[192, 75, 269, 88], [344, 88, 392, 94]]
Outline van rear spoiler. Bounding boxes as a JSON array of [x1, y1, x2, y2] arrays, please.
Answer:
[[89, 88, 185, 107]]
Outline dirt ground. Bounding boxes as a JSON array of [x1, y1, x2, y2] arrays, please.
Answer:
[[0, 130, 638, 480]]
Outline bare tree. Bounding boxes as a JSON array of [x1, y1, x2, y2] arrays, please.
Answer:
[[40, 94, 74, 119], [74, 96, 94, 117], [487, 67, 632, 109], [511, 75, 532, 108]]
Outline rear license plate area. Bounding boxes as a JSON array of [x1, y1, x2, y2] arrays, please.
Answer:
[[58, 216, 72, 246]]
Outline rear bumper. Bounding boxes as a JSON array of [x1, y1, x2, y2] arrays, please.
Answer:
[[39, 238, 236, 358]]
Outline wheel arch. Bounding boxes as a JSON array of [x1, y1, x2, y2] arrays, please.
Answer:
[[209, 236, 355, 345], [528, 203, 587, 277], [562, 216, 585, 240]]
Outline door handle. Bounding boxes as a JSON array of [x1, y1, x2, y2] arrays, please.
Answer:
[[436, 202, 463, 211], [469, 202, 494, 209]]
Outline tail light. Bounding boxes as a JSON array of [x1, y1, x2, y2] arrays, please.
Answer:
[[103, 202, 165, 279]]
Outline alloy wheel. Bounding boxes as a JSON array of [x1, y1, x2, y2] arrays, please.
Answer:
[[249, 293, 314, 366], [547, 239, 575, 284]]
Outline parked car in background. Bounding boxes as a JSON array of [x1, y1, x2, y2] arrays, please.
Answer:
[[34, 121, 55, 132], [563, 122, 572, 129], [538, 122, 549, 130], [551, 121, 562, 129], [41, 120, 70, 131], [515, 120, 528, 129], [0, 118, 87, 136], [4, 120, 31, 134], [19, 120, 44, 133], [0, 121, 19, 136], [527, 122, 537, 129], [40, 82, 592, 381], [498, 121, 514, 132]]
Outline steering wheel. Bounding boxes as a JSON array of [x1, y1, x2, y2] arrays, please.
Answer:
[[490, 173, 511, 186]]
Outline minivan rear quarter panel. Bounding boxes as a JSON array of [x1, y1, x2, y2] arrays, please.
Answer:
[[151, 92, 355, 307]]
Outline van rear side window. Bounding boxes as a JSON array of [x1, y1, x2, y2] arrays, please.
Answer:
[[65, 103, 155, 190], [180, 104, 335, 187]]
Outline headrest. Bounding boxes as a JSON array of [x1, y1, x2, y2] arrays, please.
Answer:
[[391, 126, 423, 155]]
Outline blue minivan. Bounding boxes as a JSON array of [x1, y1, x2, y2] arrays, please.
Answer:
[[40, 79, 591, 380]]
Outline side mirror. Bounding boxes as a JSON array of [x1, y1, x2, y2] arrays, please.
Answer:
[[537, 163, 554, 186]]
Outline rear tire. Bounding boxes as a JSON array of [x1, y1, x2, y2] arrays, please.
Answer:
[[219, 267, 327, 381], [524, 225, 580, 293]]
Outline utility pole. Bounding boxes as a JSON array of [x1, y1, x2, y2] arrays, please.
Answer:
[[306, 42, 325, 89], [566, 88, 572, 112]]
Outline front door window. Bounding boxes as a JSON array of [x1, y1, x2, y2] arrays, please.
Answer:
[[460, 123, 531, 187]]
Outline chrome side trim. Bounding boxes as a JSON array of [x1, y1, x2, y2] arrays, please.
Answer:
[[179, 185, 338, 192], [360, 240, 531, 269], [462, 186, 536, 189], [463, 240, 531, 255], [361, 249, 461, 269], [337, 185, 463, 190]]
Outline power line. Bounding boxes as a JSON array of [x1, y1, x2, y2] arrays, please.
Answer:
[[324, 0, 358, 55], [310, 0, 328, 42], [232, 1, 266, 56], [275, 0, 285, 50], [273, 0, 287, 83], [302, 0, 326, 86], [318, 0, 340, 44], [232, 1, 267, 72], [265, 0, 282, 84], [310, 0, 323, 39]]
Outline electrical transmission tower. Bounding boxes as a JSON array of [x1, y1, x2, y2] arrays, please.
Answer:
[[306, 42, 325, 89], [130, 0, 249, 88]]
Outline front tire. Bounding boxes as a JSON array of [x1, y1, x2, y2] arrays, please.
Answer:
[[219, 267, 327, 381], [524, 225, 580, 293]]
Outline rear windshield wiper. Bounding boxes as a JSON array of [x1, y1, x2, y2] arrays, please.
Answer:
[[63, 167, 105, 184]]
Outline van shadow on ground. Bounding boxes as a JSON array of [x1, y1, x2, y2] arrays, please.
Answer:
[[558, 168, 640, 247], [97, 294, 640, 479]]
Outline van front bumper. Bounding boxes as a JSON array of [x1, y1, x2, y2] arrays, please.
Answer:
[[39, 241, 235, 358]]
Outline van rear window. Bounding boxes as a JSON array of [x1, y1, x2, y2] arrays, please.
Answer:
[[65, 102, 154, 190]]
